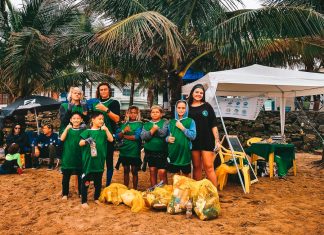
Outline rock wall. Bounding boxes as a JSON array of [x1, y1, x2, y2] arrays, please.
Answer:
[[146, 110, 323, 152], [3, 110, 323, 152], [216, 111, 324, 151]]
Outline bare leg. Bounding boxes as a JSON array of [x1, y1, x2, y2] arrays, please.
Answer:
[[149, 167, 157, 186], [123, 165, 130, 188], [192, 150, 202, 180], [202, 151, 217, 186], [158, 169, 168, 185]]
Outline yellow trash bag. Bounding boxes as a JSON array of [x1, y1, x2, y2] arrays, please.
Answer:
[[99, 183, 128, 205], [190, 179, 221, 220], [121, 189, 146, 212], [143, 185, 173, 210], [167, 175, 195, 214]]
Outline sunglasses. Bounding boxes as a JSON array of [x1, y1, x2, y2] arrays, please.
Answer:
[[14, 127, 21, 129]]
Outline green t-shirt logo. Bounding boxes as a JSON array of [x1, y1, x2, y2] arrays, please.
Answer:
[[202, 110, 209, 117]]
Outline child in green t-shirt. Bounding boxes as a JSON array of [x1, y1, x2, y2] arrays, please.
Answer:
[[0, 143, 23, 175], [60, 112, 84, 200], [79, 112, 113, 208], [116, 106, 143, 189], [140, 105, 168, 187], [166, 100, 196, 177]]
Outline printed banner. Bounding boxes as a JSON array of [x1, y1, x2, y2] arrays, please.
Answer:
[[211, 96, 265, 120]]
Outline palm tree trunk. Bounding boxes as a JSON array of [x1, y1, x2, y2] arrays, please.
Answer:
[[153, 84, 158, 105], [129, 78, 135, 106], [169, 71, 182, 113], [147, 87, 154, 108]]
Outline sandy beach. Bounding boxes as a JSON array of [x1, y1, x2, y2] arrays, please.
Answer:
[[0, 153, 323, 235]]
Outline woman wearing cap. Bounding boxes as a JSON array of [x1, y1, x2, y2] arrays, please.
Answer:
[[188, 84, 221, 186]]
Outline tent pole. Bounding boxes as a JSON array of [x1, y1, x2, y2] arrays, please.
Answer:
[[280, 93, 286, 136], [34, 108, 40, 135], [214, 95, 246, 193]]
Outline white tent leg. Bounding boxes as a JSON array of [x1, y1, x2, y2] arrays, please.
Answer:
[[280, 94, 286, 136], [214, 95, 246, 194]]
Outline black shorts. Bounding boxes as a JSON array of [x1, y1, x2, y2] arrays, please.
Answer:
[[145, 151, 167, 169], [167, 163, 191, 175], [119, 156, 142, 167]]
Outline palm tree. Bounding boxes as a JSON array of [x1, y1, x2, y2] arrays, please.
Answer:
[[81, 0, 324, 108], [1, 0, 150, 100], [0, 0, 85, 99]]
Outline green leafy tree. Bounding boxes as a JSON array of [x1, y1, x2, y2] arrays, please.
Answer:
[[81, 0, 324, 108]]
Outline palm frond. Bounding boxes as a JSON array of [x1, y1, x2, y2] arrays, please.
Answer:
[[43, 71, 124, 92], [3, 27, 52, 97], [88, 11, 184, 62], [261, 1, 324, 13], [160, 0, 229, 34], [204, 6, 324, 51], [80, 0, 149, 20], [213, 36, 324, 68]]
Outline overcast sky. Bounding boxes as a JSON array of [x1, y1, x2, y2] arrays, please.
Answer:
[[10, 0, 262, 9]]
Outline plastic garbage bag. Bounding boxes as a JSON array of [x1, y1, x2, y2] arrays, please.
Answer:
[[121, 189, 146, 212], [167, 175, 194, 214], [190, 179, 221, 220], [143, 185, 173, 210], [99, 183, 128, 205]]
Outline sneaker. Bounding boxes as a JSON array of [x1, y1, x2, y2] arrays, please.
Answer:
[[62, 196, 68, 200]]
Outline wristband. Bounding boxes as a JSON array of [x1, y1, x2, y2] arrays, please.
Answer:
[[106, 108, 111, 114]]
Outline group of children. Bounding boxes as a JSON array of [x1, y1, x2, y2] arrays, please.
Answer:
[[0, 100, 197, 208]]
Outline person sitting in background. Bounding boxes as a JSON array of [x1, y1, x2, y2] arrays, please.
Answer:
[[0, 143, 23, 175], [32, 124, 60, 170], [5, 123, 30, 155]]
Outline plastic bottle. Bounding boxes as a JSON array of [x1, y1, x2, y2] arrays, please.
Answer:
[[90, 142, 97, 157], [186, 199, 193, 219]]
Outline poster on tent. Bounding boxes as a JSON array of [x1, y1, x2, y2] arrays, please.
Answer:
[[209, 96, 265, 120]]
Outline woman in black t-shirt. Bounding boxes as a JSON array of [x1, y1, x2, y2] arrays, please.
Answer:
[[93, 83, 121, 186], [188, 84, 221, 186]]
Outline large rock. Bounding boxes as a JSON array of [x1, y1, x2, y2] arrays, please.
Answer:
[[302, 144, 312, 151], [290, 134, 303, 141], [252, 123, 265, 131], [292, 141, 304, 148], [315, 113, 324, 125], [303, 134, 317, 143], [268, 125, 281, 133], [318, 125, 324, 133], [285, 124, 300, 133]]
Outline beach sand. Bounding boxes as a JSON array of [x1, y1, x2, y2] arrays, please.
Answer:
[[0, 153, 323, 235]]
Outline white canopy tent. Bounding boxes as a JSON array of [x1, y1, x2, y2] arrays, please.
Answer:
[[182, 64, 324, 193], [182, 64, 324, 135]]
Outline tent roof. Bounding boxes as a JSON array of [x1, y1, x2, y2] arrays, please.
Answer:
[[182, 64, 324, 98]]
